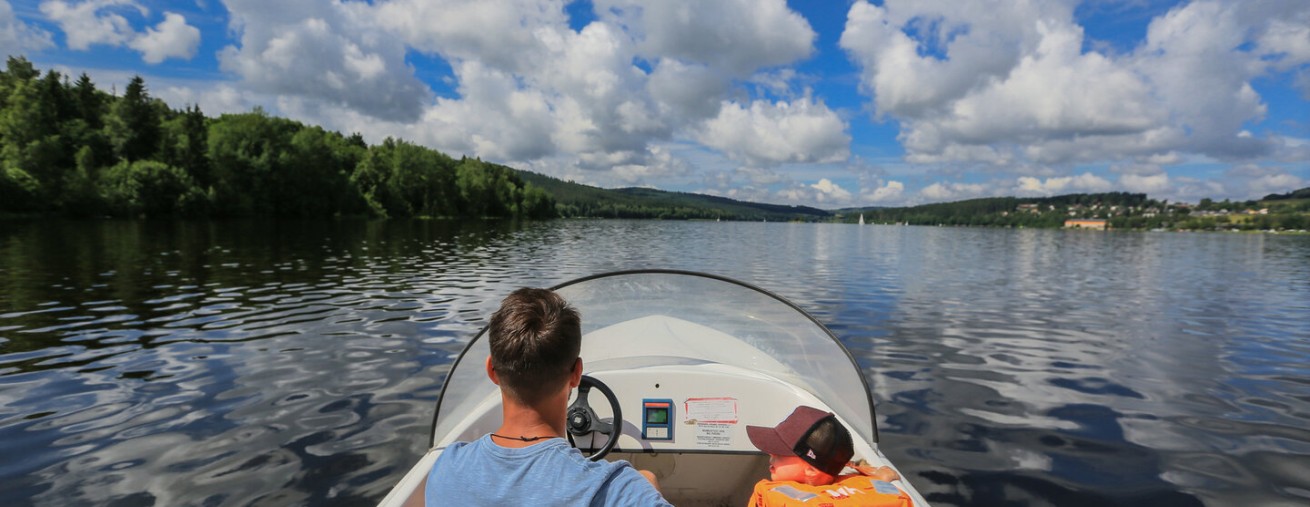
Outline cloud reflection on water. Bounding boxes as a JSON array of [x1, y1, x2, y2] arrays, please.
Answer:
[[1, 220, 1307, 506]]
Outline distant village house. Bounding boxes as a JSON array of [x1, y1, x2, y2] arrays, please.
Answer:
[[1064, 218, 1108, 230]]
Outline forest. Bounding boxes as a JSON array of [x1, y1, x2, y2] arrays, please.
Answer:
[[0, 57, 554, 219], [2, 56, 1304, 231]]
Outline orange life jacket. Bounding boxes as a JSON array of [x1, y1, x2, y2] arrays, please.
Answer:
[[747, 475, 913, 507]]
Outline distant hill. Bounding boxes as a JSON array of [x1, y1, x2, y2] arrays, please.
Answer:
[[514, 169, 829, 221], [835, 192, 1154, 226], [515, 164, 1307, 231], [1254, 187, 1310, 218], [1262, 187, 1310, 201]]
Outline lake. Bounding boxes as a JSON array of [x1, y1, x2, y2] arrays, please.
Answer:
[[1, 219, 1307, 506]]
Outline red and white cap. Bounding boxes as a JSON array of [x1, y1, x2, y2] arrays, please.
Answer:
[[746, 406, 853, 477]]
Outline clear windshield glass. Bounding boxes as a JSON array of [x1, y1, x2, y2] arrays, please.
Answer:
[[430, 271, 876, 446]]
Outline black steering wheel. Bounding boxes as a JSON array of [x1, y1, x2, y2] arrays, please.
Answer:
[[566, 375, 622, 461]]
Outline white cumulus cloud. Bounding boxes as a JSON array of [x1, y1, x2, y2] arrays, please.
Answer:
[[809, 178, 852, 202], [864, 180, 905, 203], [375, 0, 567, 73], [40, 0, 203, 65], [607, 144, 692, 185], [697, 97, 849, 167], [921, 181, 990, 202], [0, 0, 53, 55], [324, 0, 829, 181], [596, 0, 815, 75], [218, 0, 430, 122], [839, 0, 1309, 166], [1225, 165, 1306, 199], [1120, 172, 1171, 194], [1016, 172, 1113, 196], [129, 12, 199, 64], [776, 178, 852, 206], [40, 0, 142, 50], [1259, 18, 1310, 71], [1245, 173, 1304, 197]]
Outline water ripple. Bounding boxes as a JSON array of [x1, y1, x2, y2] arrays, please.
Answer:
[[1, 220, 1308, 506]]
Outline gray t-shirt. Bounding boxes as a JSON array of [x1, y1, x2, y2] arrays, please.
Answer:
[[425, 434, 671, 506]]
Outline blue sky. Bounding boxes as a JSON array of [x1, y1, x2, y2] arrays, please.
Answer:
[[2, 0, 1307, 208]]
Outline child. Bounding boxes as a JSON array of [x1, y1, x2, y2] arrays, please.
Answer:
[[745, 406, 913, 507]]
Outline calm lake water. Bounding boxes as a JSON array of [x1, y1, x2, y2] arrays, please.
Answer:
[[1, 219, 1307, 506]]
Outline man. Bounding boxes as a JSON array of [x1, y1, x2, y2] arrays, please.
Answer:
[[745, 406, 911, 507], [425, 287, 669, 506]]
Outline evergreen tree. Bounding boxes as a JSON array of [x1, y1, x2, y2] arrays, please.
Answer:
[[160, 104, 210, 187], [41, 70, 75, 123], [105, 76, 161, 162], [73, 73, 105, 129], [0, 56, 40, 109]]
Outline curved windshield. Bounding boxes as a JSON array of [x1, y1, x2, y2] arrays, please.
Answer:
[[430, 270, 876, 446]]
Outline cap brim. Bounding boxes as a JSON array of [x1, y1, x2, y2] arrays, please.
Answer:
[[746, 425, 794, 456]]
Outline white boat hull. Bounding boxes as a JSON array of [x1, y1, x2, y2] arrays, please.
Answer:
[[380, 271, 930, 506]]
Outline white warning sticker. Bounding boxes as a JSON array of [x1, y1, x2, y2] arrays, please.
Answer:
[[684, 397, 738, 424], [694, 423, 733, 449]]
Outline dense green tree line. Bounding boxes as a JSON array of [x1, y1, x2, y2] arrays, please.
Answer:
[[847, 191, 1308, 231], [1194, 196, 1310, 213], [1111, 213, 1308, 231], [0, 57, 554, 219]]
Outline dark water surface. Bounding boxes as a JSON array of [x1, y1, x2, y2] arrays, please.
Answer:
[[1, 219, 1307, 506]]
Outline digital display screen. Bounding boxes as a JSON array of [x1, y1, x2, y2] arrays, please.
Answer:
[[645, 407, 668, 424]]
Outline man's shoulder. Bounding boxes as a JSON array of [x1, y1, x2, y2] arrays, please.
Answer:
[[431, 437, 604, 477], [431, 439, 478, 462]]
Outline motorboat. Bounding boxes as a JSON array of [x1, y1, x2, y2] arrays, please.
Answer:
[[379, 270, 930, 506]]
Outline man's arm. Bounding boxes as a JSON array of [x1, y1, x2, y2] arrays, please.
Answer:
[[597, 466, 672, 506], [404, 475, 427, 507], [638, 469, 660, 490]]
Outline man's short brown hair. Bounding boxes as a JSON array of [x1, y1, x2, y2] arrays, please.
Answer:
[[488, 287, 581, 402]]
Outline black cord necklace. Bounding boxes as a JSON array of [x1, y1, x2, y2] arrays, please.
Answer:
[[490, 433, 555, 442]]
